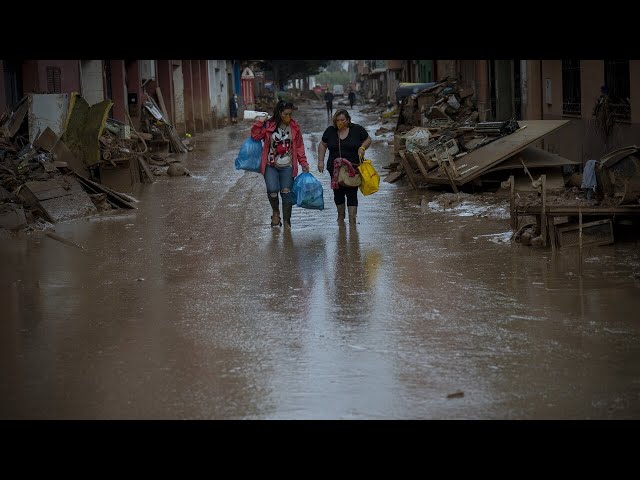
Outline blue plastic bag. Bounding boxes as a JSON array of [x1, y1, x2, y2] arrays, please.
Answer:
[[235, 137, 262, 172], [293, 172, 324, 210]]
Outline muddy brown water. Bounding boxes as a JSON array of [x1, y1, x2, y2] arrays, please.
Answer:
[[1, 101, 640, 419]]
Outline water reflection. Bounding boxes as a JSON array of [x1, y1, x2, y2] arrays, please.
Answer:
[[3, 102, 640, 419], [332, 224, 373, 322]]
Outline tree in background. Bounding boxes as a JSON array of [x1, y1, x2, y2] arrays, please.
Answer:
[[258, 60, 330, 99], [314, 60, 355, 91]]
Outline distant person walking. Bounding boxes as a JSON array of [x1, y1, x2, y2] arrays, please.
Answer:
[[348, 90, 356, 109], [324, 90, 335, 120]]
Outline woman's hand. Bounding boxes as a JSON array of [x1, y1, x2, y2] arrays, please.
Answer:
[[302, 164, 310, 173], [358, 146, 366, 160], [317, 160, 324, 173]]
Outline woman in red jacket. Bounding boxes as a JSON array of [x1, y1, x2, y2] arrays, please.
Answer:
[[251, 101, 309, 228]]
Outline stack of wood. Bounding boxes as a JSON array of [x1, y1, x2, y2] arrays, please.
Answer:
[[387, 77, 489, 186], [397, 77, 478, 134]]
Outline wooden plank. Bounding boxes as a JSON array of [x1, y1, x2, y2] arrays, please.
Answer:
[[383, 171, 404, 183], [424, 120, 570, 185], [556, 218, 614, 249], [138, 156, 155, 184], [1, 96, 29, 138], [156, 87, 170, 124], [45, 231, 86, 251], [578, 209, 583, 272], [443, 164, 458, 192], [411, 152, 431, 180], [509, 175, 515, 231], [23, 179, 85, 201], [33, 126, 60, 152], [549, 217, 557, 253], [516, 206, 640, 215], [398, 151, 419, 189], [74, 174, 136, 209], [21, 177, 98, 223], [437, 156, 458, 193], [485, 146, 579, 172]]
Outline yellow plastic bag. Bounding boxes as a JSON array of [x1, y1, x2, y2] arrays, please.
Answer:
[[358, 159, 380, 196]]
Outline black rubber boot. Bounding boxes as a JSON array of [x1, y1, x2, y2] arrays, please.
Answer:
[[348, 206, 357, 224], [268, 195, 281, 226], [282, 202, 293, 229], [337, 203, 346, 223]]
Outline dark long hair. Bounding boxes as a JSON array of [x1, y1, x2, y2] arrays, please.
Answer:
[[271, 100, 294, 125]]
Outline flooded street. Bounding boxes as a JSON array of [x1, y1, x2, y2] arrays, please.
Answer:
[[2, 100, 640, 419]]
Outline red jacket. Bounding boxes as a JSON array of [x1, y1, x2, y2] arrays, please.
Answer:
[[251, 118, 309, 176]]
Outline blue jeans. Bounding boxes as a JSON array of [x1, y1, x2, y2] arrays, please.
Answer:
[[264, 165, 294, 205]]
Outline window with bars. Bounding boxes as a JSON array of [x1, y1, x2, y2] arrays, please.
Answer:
[[604, 60, 630, 121], [46, 66, 61, 93], [562, 60, 581, 115]]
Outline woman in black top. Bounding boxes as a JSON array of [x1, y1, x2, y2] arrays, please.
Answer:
[[317, 109, 372, 224]]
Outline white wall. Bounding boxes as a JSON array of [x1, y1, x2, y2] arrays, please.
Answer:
[[173, 63, 185, 126], [208, 60, 229, 118], [80, 60, 104, 106]]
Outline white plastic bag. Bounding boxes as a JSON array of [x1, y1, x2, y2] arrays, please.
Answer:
[[447, 95, 460, 110], [405, 128, 430, 153]]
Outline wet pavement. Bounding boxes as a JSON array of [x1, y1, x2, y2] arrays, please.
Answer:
[[2, 100, 640, 419]]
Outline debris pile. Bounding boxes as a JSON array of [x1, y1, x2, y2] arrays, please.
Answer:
[[396, 76, 479, 134], [511, 146, 640, 250], [387, 78, 574, 196], [0, 92, 194, 235]]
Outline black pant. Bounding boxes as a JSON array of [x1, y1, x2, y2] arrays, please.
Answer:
[[326, 101, 333, 117], [333, 184, 358, 207]]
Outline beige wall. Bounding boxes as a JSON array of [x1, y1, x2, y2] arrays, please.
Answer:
[[541, 60, 562, 117], [543, 116, 640, 164], [580, 60, 604, 119], [540, 60, 639, 164]]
